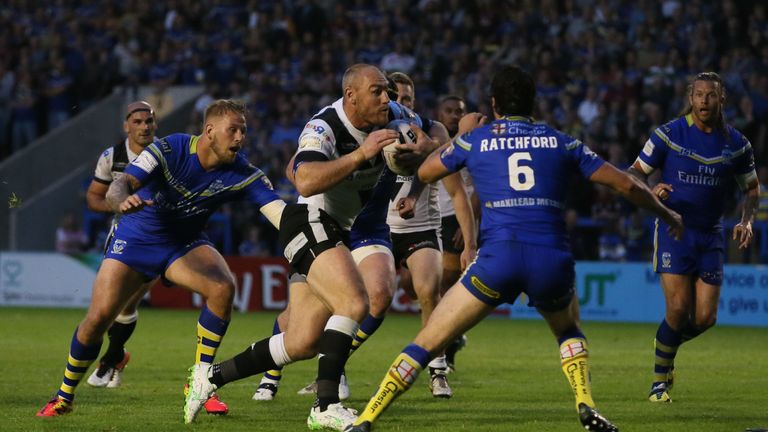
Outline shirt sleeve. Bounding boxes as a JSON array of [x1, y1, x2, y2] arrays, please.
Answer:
[[241, 165, 281, 207], [124, 142, 162, 185], [296, 119, 336, 159], [93, 148, 114, 184], [293, 119, 336, 173], [635, 128, 669, 174], [564, 138, 605, 179], [731, 133, 757, 190], [439, 133, 471, 172]]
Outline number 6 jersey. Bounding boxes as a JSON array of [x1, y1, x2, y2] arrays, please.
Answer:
[[440, 116, 605, 250]]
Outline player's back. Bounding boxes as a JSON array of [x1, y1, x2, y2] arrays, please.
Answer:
[[448, 117, 603, 250]]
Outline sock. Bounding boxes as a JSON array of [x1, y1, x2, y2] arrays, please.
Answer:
[[57, 328, 102, 401], [653, 319, 681, 385], [444, 335, 463, 366], [317, 315, 358, 410], [196, 304, 229, 365], [101, 312, 138, 366], [428, 355, 448, 376], [558, 328, 595, 410], [350, 314, 385, 353], [209, 332, 293, 388], [354, 344, 430, 426], [261, 317, 284, 385]]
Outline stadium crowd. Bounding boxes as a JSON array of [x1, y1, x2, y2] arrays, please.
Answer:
[[3, 0, 767, 262]]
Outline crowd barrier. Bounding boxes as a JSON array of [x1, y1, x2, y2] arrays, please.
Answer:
[[1, 252, 765, 327]]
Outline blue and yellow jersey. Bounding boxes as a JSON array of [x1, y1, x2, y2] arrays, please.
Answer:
[[121, 133, 279, 240], [636, 114, 756, 230], [440, 117, 605, 250]]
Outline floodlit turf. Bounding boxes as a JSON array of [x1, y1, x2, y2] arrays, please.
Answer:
[[3, 307, 767, 431]]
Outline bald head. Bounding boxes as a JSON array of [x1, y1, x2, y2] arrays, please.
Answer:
[[341, 64, 391, 129], [342, 64, 385, 94]]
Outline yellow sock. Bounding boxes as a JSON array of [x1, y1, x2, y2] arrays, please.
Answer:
[[560, 337, 595, 410], [354, 352, 423, 425]]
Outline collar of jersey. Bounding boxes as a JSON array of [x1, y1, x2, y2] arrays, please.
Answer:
[[189, 135, 201, 154], [501, 115, 534, 123]]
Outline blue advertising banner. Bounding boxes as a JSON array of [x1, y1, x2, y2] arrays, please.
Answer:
[[508, 262, 768, 327]]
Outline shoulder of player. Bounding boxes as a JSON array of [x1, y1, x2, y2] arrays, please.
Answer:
[[303, 108, 340, 138], [647, 116, 685, 146], [234, 158, 274, 189], [387, 101, 425, 127], [726, 124, 751, 149], [453, 122, 494, 148], [147, 133, 193, 157], [96, 145, 114, 162], [549, 127, 585, 151]]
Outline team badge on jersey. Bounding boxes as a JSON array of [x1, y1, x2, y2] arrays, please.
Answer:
[[261, 176, 274, 190], [661, 252, 671, 268], [202, 179, 226, 196], [112, 239, 127, 254], [491, 123, 506, 135]]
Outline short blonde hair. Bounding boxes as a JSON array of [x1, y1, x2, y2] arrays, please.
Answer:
[[204, 99, 247, 122]]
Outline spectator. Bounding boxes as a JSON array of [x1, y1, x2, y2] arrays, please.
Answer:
[[577, 86, 600, 126], [598, 219, 627, 262], [10, 71, 38, 152], [238, 225, 270, 257], [56, 213, 88, 254], [1, 1, 765, 263], [45, 57, 74, 130]]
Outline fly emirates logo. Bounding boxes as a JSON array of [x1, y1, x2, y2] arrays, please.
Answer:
[[677, 165, 721, 186]]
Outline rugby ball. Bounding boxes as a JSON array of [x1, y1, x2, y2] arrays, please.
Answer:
[[383, 120, 418, 176]]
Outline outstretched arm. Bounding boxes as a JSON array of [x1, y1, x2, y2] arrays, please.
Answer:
[[106, 174, 151, 214], [259, 200, 287, 229], [590, 163, 683, 239]]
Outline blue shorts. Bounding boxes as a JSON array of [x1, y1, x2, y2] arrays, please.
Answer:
[[654, 220, 724, 285], [347, 221, 392, 251], [460, 240, 575, 311], [104, 223, 213, 281]]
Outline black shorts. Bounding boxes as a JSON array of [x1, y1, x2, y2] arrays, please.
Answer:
[[278, 203, 345, 277], [391, 229, 441, 267], [440, 215, 463, 254]]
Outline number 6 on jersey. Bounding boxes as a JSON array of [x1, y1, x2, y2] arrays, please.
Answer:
[[508, 152, 535, 191]]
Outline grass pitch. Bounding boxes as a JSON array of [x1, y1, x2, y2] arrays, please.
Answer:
[[2, 307, 766, 431]]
